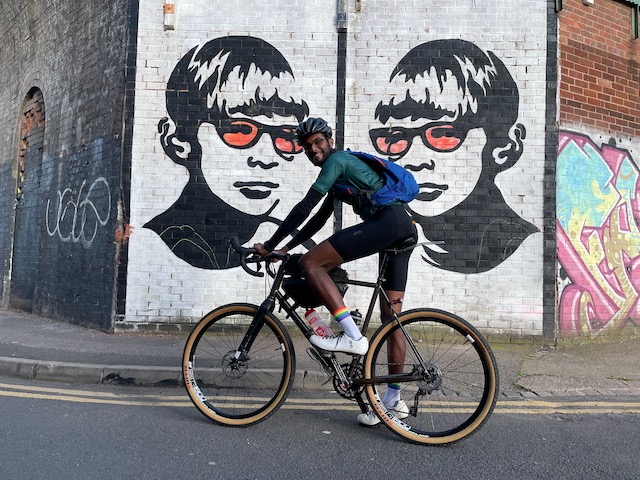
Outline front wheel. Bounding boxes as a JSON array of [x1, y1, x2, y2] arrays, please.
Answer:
[[363, 308, 499, 445], [182, 303, 295, 427]]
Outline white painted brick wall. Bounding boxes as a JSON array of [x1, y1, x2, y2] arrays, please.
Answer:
[[126, 0, 547, 337]]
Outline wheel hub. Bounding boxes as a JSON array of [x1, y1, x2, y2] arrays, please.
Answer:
[[418, 362, 443, 393], [222, 350, 249, 379]]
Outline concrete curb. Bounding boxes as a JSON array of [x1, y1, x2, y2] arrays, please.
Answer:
[[0, 356, 181, 386], [0, 355, 329, 391], [3, 355, 639, 398]]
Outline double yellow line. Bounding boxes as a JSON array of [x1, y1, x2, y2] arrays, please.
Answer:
[[1, 382, 639, 414], [0, 381, 187, 407], [496, 399, 640, 415]]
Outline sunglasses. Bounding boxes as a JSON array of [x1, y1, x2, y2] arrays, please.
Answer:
[[215, 118, 303, 157], [369, 122, 469, 160]]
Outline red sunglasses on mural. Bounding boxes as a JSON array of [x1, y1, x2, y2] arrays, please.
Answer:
[[369, 122, 469, 160], [215, 118, 303, 156]]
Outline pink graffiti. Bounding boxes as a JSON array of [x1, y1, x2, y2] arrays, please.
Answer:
[[557, 132, 640, 335]]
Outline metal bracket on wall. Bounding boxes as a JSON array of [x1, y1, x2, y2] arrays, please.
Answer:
[[337, 0, 348, 31], [164, 0, 175, 30]]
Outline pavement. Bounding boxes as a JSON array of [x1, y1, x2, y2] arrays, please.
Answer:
[[1, 307, 639, 398]]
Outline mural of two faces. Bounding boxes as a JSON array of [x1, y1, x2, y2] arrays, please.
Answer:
[[144, 36, 539, 274]]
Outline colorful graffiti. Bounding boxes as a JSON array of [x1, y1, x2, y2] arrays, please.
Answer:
[[557, 131, 640, 335]]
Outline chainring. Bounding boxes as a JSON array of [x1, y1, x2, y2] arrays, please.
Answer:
[[333, 362, 364, 400]]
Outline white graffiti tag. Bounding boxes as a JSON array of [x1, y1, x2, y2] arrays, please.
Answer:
[[46, 177, 111, 248]]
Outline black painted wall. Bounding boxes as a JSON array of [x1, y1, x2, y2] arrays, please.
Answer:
[[0, 0, 136, 330]]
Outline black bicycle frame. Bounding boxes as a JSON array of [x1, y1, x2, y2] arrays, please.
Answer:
[[341, 250, 431, 388], [236, 248, 429, 389]]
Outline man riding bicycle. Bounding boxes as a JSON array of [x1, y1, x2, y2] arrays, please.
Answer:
[[254, 117, 418, 425]]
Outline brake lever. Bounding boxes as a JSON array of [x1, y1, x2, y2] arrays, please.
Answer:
[[229, 237, 264, 277]]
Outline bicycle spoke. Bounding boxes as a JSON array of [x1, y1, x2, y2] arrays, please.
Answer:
[[183, 304, 294, 426], [364, 309, 498, 445]]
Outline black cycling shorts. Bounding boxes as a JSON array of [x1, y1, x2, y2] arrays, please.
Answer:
[[328, 203, 418, 291]]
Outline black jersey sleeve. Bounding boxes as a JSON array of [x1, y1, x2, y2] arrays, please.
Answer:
[[263, 187, 325, 251], [285, 195, 335, 250]]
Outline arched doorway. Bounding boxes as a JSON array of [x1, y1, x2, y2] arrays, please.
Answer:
[[10, 87, 45, 311]]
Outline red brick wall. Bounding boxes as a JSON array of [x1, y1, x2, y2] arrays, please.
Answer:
[[559, 0, 640, 136]]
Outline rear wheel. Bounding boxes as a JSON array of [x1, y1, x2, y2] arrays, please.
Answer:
[[182, 303, 295, 426], [363, 308, 498, 445]]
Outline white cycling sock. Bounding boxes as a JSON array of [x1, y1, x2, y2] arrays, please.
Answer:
[[332, 307, 362, 340], [383, 383, 401, 407]]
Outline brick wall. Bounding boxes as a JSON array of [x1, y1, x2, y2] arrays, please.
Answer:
[[6, 1, 637, 340], [0, 0, 132, 330], [124, 0, 552, 337], [556, 0, 640, 337], [559, 0, 640, 136]]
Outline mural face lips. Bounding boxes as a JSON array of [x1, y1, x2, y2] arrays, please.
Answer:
[[233, 181, 279, 200], [416, 182, 448, 202]]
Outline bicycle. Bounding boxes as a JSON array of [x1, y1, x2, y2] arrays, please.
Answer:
[[182, 236, 499, 445]]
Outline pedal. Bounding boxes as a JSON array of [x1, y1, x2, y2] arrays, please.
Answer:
[[306, 348, 335, 384]]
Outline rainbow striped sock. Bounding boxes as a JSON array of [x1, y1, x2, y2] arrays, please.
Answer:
[[332, 307, 350, 323]]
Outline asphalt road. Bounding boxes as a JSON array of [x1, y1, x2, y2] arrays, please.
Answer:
[[2, 376, 640, 480]]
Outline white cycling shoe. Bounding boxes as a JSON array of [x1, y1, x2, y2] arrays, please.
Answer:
[[309, 332, 369, 356], [357, 400, 410, 426]]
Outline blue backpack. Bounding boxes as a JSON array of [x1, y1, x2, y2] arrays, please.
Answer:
[[332, 150, 419, 207]]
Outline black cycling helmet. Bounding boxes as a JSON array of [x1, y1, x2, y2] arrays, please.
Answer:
[[294, 117, 332, 144]]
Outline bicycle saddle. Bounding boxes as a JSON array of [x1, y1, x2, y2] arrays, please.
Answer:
[[388, 236, 418, 252]]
